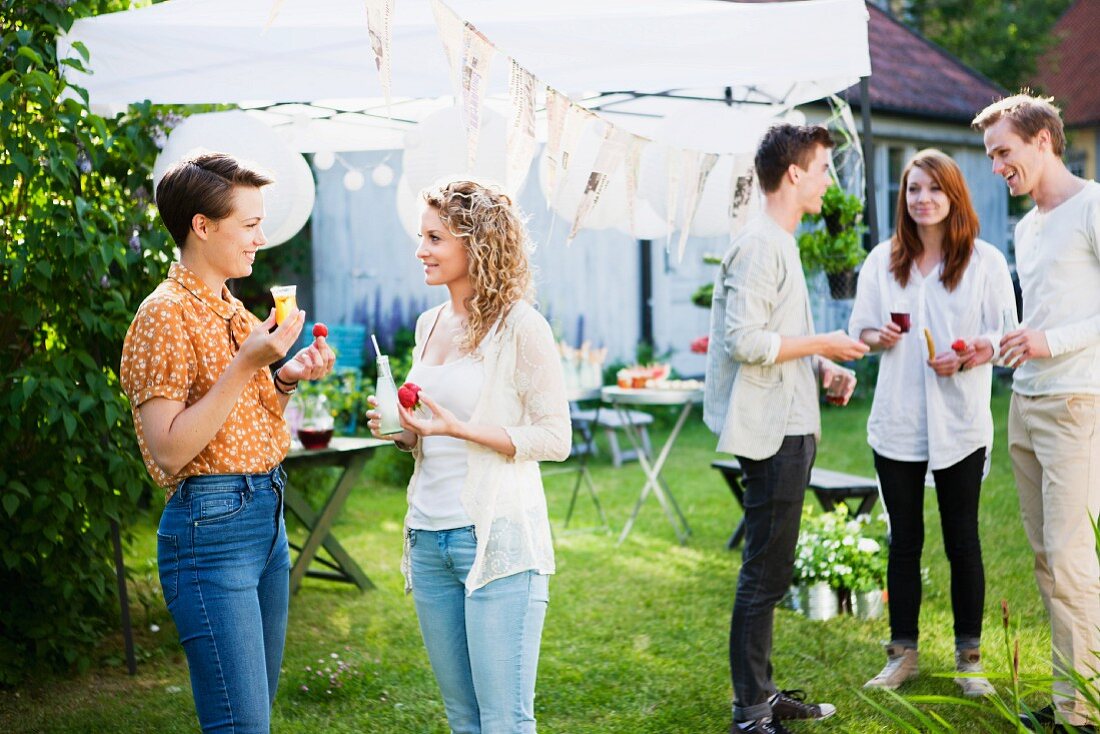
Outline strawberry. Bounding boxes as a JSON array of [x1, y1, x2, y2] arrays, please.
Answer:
[[312, 322, 328, 338], [398, 382, 422, 410], [951, 339, 968, 353]]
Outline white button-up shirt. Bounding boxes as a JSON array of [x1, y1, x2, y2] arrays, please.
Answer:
[[848, 239, 1015, 470]]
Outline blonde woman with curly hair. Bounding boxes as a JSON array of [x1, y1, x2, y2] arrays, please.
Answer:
[[367, 179, 570, 734]]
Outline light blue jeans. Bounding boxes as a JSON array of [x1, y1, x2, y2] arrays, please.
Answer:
[[408, 526, 550, 734], [157, 467, 290, 733]]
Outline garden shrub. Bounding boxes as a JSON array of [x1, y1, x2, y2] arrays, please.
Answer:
[[0, 0, 179, 684]]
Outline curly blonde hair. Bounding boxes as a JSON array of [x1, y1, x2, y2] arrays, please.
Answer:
[[421, 180, 535, 352]]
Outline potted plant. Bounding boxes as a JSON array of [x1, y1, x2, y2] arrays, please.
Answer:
[[797, 183, 867, 299], [791, 504, 888, 620]]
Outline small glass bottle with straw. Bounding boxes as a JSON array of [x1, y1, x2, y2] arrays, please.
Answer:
[[996, 305, 1021, 368], [372, 334, 404, 435]]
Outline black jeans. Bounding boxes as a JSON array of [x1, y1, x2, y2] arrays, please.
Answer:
[[730, 435, 816, 722], [874, 448, 986, 647]]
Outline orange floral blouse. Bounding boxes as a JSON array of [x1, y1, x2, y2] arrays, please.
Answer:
[[120, 263, 290, 499]]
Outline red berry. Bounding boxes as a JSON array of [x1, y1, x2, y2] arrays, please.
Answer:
[[312, 323, 329, 338], [398, 382, 422, 409], [951, 339, 967, 352]]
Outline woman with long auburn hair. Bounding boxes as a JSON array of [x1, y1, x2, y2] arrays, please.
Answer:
[[365, 179, 570, 733], [848, 149, 1015, 697]]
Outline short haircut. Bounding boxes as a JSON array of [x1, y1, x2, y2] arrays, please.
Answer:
[[755, 124, 835, 193], [971, 93, 1066, 156], [155, 152, 273, 248]]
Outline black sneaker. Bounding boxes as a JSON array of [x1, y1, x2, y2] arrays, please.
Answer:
[[730, 717, 793, 734], [1020, 704, 1096, 733], [770, 689, 837, 721]]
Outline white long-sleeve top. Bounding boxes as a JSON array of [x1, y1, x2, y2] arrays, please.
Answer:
[[848, 239, 1016, 470], [401, 300, 571, 594], [1012, 180, 1100, 396]]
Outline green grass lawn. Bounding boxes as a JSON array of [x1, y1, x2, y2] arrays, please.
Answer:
[[2, 390, 1052, 733]]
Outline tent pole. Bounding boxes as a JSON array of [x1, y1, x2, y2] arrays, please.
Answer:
[[859, 76, 879, 247]]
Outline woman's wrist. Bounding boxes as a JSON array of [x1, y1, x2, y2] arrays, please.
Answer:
[[273, 367, 299, 395]]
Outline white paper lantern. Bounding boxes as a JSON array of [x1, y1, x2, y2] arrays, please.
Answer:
[[153, 110, 315, 248], [537, 120, 632, 232], [395, 175, 421, 240], [313, 151, 335, 170], [402, 107, 524, 195], [371, 162, 395, 187], [343, 169, 365, 191], [689, 153, 757, 238]]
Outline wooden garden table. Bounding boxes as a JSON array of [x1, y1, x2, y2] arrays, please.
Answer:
[[283, 436, 390, 594]]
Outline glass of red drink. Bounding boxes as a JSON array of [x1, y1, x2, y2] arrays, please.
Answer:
[[890, 311, 911, 333]]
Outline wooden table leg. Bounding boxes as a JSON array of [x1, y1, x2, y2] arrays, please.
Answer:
[[724, 474, 747, 550], [286, 453, 372, 594]]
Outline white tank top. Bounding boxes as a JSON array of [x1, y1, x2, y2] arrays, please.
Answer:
[[405, 354, 484, 530]]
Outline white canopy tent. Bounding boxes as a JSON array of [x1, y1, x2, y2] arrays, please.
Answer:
[[59, 0, 871, 152]]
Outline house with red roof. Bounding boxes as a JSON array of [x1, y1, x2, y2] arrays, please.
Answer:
[[816, 1, 1010, 252], [1034, 0, 1100, 182]]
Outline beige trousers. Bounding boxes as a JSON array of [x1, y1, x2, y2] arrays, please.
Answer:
[[1010, 392, 1100, 726]]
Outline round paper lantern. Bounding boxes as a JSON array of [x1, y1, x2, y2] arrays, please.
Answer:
[[153, 110, 315, 248], [395, 175, 421, 240], [402, 107, 524, 196], [313, 151, 336, 170], [343, 170, 365, 191], [371, 162, 395, 187], [537, 119, 632, 232], [688, 153, 757, 238], [659, 105, 783, 155]]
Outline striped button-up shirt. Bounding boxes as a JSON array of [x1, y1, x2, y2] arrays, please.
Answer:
[[704, 214, 820, 460]]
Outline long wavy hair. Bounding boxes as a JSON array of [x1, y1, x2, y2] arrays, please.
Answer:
[[890, 149, 979, 292], [421, 180, 534, 352]]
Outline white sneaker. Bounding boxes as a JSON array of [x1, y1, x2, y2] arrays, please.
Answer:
[[954, 648, 995, 698], [864, 644, 919, 690]]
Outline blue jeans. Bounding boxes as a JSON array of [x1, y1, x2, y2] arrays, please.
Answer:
[[157, 467, 291, 734], [408, 526, 549, 734]]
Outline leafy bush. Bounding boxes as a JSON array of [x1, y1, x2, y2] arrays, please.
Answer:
[[0, 1, 179, 684]]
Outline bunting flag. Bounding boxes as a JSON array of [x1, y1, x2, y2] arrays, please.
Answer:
[[506, 61, 537, 195], [459, 25, 495, 170], [262, 0, 286, 34], [676, 152, 719, 261], [568, 125, 631, 244], [430, 0, 464, 101], [364, 0, 395, 111], [542, 88, 570, 207], [623, 135, 647, 238], [559, 101, 592, 175], [729, 153, 758, 237], [664, 148, 684, 251]]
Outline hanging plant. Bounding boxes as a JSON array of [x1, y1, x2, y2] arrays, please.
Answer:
[[797, 184, 867, 275]]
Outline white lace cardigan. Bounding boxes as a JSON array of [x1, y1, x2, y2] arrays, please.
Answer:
[[401, 300, 571, 594]]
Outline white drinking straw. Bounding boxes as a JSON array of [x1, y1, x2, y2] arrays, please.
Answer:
[[370, 333, 382, 358]]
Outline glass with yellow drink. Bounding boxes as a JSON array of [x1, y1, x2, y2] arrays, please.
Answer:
[[270, 285, 298, 325]]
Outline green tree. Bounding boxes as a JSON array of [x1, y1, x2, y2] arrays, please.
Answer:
[[0, 0, 178, 683], [894, 0, 1072, 91]]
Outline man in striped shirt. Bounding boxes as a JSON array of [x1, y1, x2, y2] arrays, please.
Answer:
[[704, 124, 868, 734]]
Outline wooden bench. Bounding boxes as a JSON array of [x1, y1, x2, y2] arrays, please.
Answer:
[[712, 459, 879, 550], [571, 407, 654, 468]]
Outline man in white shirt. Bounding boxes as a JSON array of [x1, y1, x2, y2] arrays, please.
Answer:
[[704, 124, 869, 734], [974, 93, 1100, 733]]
